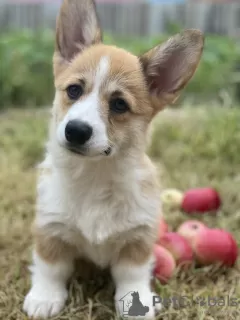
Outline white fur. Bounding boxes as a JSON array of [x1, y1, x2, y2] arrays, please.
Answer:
[[36, 154, 160, 247], [24, 41, 162, 320], [112, 255, 162, 319], [23, 250, 73, 319], [57, 56, 110, 156], [23, 147, 161, 318]]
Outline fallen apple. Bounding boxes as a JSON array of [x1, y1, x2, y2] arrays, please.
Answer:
[[181, 188, 221, 214], [193, 228, 238, 267], [158, 217, 169, 238], [160, 189, 184, 209], [153, 244, 176, 284], [161, 188, 221, 214], [158, 232, 193, 268], [177, 221, 238, 267], [177, 220, 208, 244]]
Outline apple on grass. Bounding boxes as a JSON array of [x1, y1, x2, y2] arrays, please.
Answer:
[[177, 221, 238, 267], [153, 245, 176, 284], [193, 228, 238, 267], [158, 217, 169, 238], [161, 188, 221, 214], [181, 188, 221, 214], [177, 220, 208, 243], [158, 232, 194, 268]]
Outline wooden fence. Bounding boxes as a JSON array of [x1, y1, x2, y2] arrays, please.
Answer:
[[0, 1, 240, 37]]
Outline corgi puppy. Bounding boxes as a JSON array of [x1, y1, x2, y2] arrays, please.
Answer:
[[23, 0, 204, 318]]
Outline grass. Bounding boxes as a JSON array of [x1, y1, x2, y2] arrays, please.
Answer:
[[0, 106, 240, 320]]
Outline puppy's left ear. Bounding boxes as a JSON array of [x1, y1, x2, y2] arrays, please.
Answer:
[[140, 29, 204, 112], [54, 0, 102, 75]]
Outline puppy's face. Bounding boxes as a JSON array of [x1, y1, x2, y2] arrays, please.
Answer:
[[52, 0, 204, 160], [54, 45, 152, 158]]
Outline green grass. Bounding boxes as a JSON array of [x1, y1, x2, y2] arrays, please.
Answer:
[[0, 107, 240, 320]]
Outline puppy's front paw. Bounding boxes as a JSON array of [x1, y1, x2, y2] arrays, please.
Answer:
[[23, 285, 67, 319], [115, 290, 162, 319]]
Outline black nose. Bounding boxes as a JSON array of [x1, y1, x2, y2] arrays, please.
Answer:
[[65, 120, 93, 145]]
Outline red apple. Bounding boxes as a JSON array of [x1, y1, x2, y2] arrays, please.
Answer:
[[193, 228, 238, 267], [158, 232, 193, 267], [177, 220, 208, 245], [161, 188, 221, 214], [181, 188, 221, 213], [227, 232, 239, 266], [153, 245, 176, 284], [158, 218, 169, 238], [178, 221, 238, 267]]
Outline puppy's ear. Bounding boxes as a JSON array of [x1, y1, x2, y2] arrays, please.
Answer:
[[140, 29, 204, 112], [54, 0, 102, 74]]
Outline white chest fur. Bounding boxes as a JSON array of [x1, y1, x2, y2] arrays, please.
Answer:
[[36, 152, 161, 266]]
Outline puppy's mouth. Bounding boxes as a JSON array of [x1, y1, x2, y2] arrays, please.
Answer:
[[103, 146, 112, 156], [66, 145, 86, 156], [65, 144, 112, 157]]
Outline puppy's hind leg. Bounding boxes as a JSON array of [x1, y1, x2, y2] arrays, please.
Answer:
[[23, 233, 76, 319]]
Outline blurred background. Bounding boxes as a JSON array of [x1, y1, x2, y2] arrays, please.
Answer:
[[0, 0, 240, 108]]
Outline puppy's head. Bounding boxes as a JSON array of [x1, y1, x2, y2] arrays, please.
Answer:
[[52, 0, 204, 160]]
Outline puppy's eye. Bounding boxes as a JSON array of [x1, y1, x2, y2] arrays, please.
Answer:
[[66, 84, 83, 100], [110, 98, 129, 114]]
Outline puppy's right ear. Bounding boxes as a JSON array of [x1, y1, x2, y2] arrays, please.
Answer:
[[140, 29, 204, 113], [54, 0, 102, 74]]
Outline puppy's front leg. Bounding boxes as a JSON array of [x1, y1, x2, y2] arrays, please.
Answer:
[[23, 232, 76, 319], [112, 240, 161, 319]]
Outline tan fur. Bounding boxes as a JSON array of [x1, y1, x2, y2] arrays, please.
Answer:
[[53, 44, 156, 153], [116, 227, 157, 265], [55, 0, 102, 55], [23, 1, 204, 318], [40, 0, 204, 283], [33, 227, 77, 264], [54, 44, 151, 115], [140, 29, 204, 111], [118, 240, 153, 265], [54, 0, 102, 76], [48, 29, 203, 266], [140, 156, 160, 194]]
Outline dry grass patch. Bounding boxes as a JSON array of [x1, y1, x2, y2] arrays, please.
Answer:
[[0, 107, 240, 320]]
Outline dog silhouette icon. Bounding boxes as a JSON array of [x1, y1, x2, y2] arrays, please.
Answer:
[[128, 291, 149, 316]]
